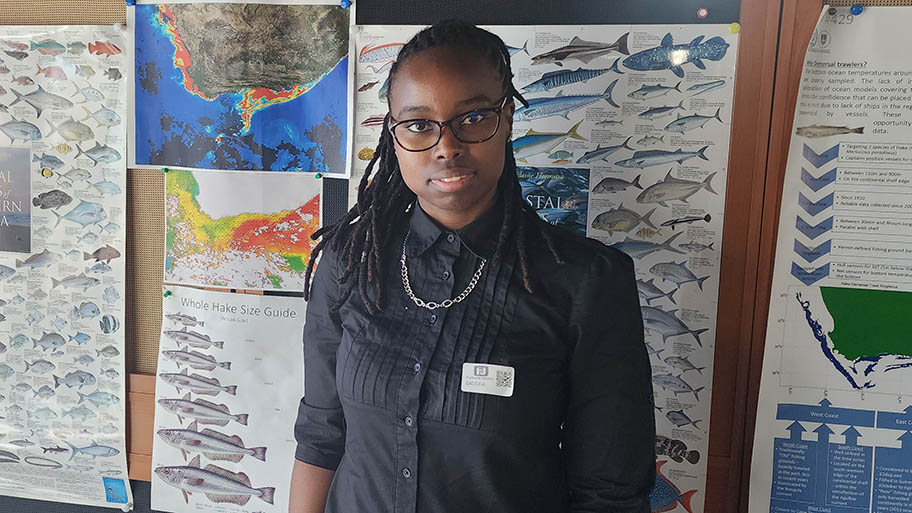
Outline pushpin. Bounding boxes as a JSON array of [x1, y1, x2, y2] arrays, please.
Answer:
[[696, 7, 709, 19], [163, 290, 172, 298], [125, 0, 136, 5], [161, 167, 169, 173], [340, 0, 352, 8], [729, 22, 741, 34], [315, 172, 323, 179], [850, 4, 863, 15]]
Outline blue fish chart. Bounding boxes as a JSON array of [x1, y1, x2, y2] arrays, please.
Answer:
[[130, 3, 351, 173], [351, 24, 739, 513]]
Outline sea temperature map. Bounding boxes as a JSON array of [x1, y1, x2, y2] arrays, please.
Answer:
[[164, 169, 321, 291], [133, 3, 349, 172]]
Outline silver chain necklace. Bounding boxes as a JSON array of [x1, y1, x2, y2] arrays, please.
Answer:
[[400, 230, 486, 310]]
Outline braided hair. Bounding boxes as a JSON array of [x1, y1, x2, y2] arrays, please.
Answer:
[[304, 19, 563, 314]]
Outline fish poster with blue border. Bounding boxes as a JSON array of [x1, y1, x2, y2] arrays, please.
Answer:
[[152, 285, 305, 513], [351, 24, 739, 512], [128, 0, 353, 175], [752, 7, 912, 512], [0, 25, 131, 509]]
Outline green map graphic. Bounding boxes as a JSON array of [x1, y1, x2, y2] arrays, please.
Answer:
[[820, 286, 912, 360]]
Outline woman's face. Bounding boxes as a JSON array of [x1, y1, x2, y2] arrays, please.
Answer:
[[388, 46, 514, 227]]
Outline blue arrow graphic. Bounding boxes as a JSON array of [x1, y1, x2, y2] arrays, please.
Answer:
[[875, 405, 912, 429], [820, 398, 832, 407], [814, 423, 833, 506], [799, 192, 834, 216], [796, 216, 833, 239], [801, 168, 837, 192], [794, 240, 831, 263], [803, 143, 840, 168], [899, 431, 912, 451], [842, 426, 860, 446], [787, 420, 806, 441], [792, 262, 830, 285]]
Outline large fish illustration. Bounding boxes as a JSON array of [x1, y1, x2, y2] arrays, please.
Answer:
[[650, 461, 697, 513], [575, 137, 632, 164], [795, 125, 864, 138], [641, 306, 708, 346], [636, 278, 677, 305], [47, 117, 94, 142], [10, 85, 73, 117], [158, 393, 248, 426], [611, 232, 685, 260], [157, 421, 266, 462], [512, 120, 585, 161], [652, 372, 704, 401], [636, 170, 717, 207], [75, 142, 121, 166], [615, 146, 709, 169], [155, 455, 275, 505], [664, 108, 723, 133], [52, 200, 107, 229], [649, 260, 710, 290], [514, 80, 618, 121], [162, 346, 231, 371], [531, 33, 630, 66], [590, 204, 656, 235], [164, 328, 224, 350], [624, 33, 730, 78], [0, 116, 41, 143], [655, 435, 700, 464], [159, 368, 237, 396], [521, 62, 621, 93]]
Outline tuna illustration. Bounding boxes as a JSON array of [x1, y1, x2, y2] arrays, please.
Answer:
[[514, 80, 618, 121], [611, 232, 685, 260], [65, 440, 119, 460], [32, 190, 72, 210], [615, 147, 709, 169], [628, 81, 681, 100], [795, 125, 864, 138], [636, 278, 677, 305], [636, 170, 717, 207], [591, 174, 642, 194], [52, 200, 107, 229], [506, 41, 529, 56], [641, 306, 708, 346], [46, 117, 94, 142], [649, 261, 709, 290], [159, 368, 237, 396], [164, 328, 224, 350], [687, 79, 725, 97], [0, 116, 41, 143], [157, 421, 266, 463], [158, 393, 248, 426], [154, 455, 275, 505], [575, 137, 632, 164], [664, 108, 723, 133], [590, 204, 656, 235], [10, 85, 73, 117], [664, 355, 705, 375], [666, 409, 701, 429], [75, 142, 121, 166], [624, 33, 730, 78], [51, 272, 101, 291], [650, 461, 697, 513], [521, 63, 621, 94], [652, 372, 704, 401], [15, 248, 59, 268], [163, 347, 231, 372], [531, 33, 630, 66], [54, 370, 96, 389], [512, 120, 585, 161], [639, 100, 685, 120]]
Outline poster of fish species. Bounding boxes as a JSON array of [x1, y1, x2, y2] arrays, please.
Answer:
[[163, 168, 322, 291], [128, 0, 352, 175], [351, 25, 739, 512], [152, 285, 305, 513], [0, 25, 131, 509]]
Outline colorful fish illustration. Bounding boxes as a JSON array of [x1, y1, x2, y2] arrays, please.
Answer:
[[88, 40, 121, 57], [30, 39, 66, 56], [512, 120, 585, 161], [35, 64, 67, 81]]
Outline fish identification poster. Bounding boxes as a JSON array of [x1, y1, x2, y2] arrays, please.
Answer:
[[751, 6, 912, 513], [0, 25, 131, 509], [152, 285, 305, 513], [351, 24, 739, 512]]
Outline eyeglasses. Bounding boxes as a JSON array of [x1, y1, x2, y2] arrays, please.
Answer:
[[388, 96, 509, 152]]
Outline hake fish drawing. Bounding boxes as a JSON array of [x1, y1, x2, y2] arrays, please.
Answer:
[[155, 455, 275, 505], [165, 313, 204, 327], [163, 328, 224, 350], [512, 120, 585, 161], [531, 33, 630, 66], [521, 63, 621, 93], [590, 204, 656, 235], [664, 108, 723, 133], [611, 232, 685, 260], [575, 137, 632, 164], [158, 393, 248, 426], [642, 306, 709, 346], [636, 170, 717, 207], [162, 347, 231, 371], [159, 369, 237, 396], [623, 33, 730, 78], [795, 124, 864, 138], [513, 81, 618, 121], [615, 147, 709, 169], [157, 421, 266, 462]]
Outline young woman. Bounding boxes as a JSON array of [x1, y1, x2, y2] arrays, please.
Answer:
[[290, 20, 655, 513]]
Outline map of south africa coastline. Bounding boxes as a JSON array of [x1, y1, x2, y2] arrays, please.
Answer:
[[796, 287, 912, 390], [134, 3, 349, 172]]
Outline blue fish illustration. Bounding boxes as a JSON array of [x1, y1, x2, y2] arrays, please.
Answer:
[[623, 33, 730, 78], [642, 306, 708, 346], [52, 200, 107, 228], [505, 41, 528, 56], [615, 146, 708, 169], [0, 115, 41, 142], [512, 120, 585, 161], [521, 61, 621, 94], [650, 461, 697, 512], [610, 232, 685, 260], [514, 80, 618, 121]]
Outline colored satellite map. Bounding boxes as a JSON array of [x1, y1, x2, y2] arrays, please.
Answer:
[[164, 169, 321, 290], [134, 3, 349, 172]]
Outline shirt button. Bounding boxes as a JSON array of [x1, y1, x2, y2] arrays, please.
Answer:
[[429, 314, 437, 325], [402, 467, 412, 479], [413, 362, 421, 373], [404, 416, 414, 427], [446, 233, 456, 243], [442, 270, 450, 280]]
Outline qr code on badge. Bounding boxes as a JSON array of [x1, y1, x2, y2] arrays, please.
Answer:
[[496, 370, 512, 388]]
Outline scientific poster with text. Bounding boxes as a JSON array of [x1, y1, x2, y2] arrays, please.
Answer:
[[352, 24, 739, 512], [152, 285, 305, 513], [751, 7, 912, 512]]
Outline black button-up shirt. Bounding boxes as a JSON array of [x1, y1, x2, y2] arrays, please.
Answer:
[[295, 197, 655, 513]]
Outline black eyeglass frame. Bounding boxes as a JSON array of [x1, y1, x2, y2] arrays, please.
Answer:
[[387, 95, 511, 152]]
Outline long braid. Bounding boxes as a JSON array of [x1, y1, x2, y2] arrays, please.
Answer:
[[304, 20, 565, 312]]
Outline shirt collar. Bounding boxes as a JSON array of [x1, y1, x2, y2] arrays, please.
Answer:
[[406, 192, 504, 260]]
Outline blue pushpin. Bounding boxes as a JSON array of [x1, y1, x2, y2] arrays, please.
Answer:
[[340, 0, 352, 8], [850, 4, 863, 15]]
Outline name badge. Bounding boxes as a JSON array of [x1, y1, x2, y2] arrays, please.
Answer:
[[461, 363, 514, 397]]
